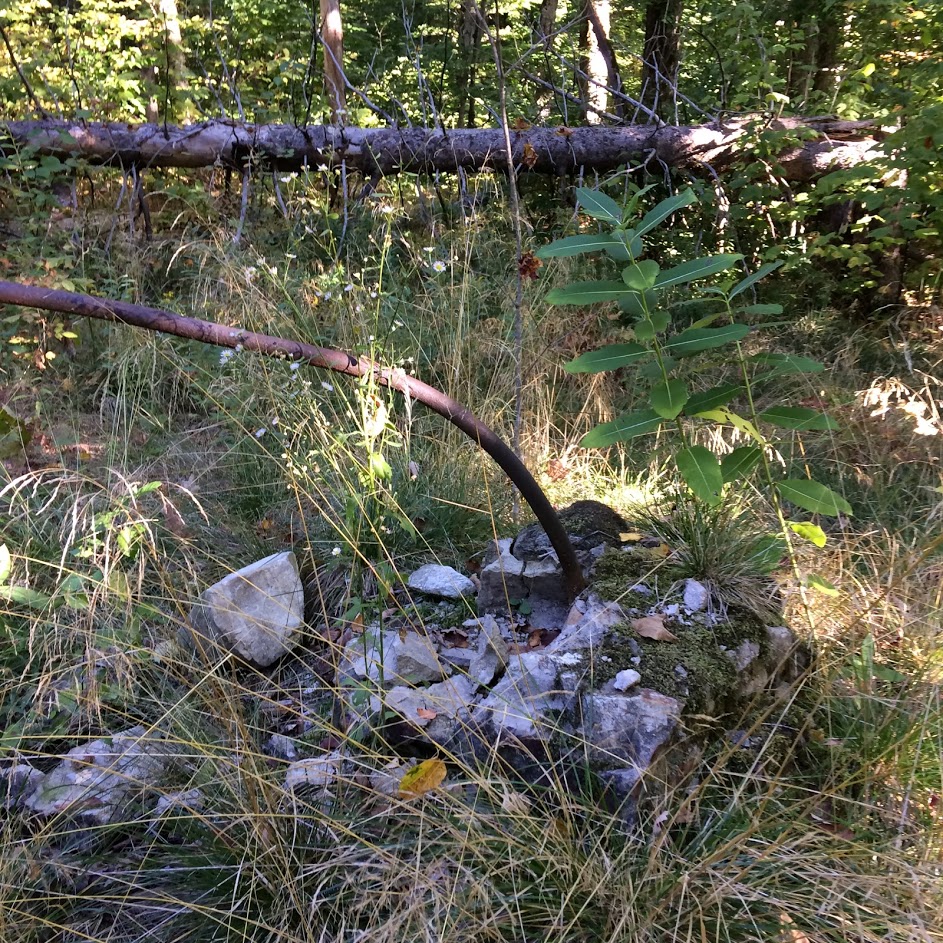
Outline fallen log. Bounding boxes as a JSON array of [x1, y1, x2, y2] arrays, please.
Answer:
[[1, 116, 882, 182], [0, 279, 586, 600]]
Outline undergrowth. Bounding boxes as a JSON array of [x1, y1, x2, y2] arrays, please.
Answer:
[[0, 171, 940, 942]]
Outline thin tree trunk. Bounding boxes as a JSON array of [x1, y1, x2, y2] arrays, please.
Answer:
[[456, 0, 483, 128], [580, 0, 616, 123], [0, 279, 586, 600], [641, 0, 683, 122], [320, 0, 346, 123]]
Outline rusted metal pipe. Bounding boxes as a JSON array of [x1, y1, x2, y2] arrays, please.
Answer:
[[0, 280, 586, 599]]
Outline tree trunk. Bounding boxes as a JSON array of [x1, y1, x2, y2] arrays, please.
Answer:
[[580, 0, 620, 123], [320, 0, 346, 123], [641, 0, 683, 122], [787, 0, 845, 108], [0, 116, 881, 182], [455, 0, 484, 128]]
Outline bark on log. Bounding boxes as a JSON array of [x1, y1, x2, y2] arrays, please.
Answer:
[[0, 279, 586, 600], [0, 116, 882, 182]]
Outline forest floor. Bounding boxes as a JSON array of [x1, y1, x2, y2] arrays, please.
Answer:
[[0, 177, 941, 942]]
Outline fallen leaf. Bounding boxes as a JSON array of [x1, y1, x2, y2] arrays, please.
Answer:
[[501, 790, 532, 815], [527, 628, 543, 648], [619, 531, 643, 542], [442, 630, 469, 649], [398, 758, 447, 798], [522, 141, 538, 169], [631, 615, 678, 642], [512, 116, 531, 130], [519, 250, 541, 279], [556, 126, 573, 137], [416, 707, 438, 720]]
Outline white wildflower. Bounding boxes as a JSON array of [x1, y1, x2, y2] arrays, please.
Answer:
[[321, 381, 334, 392], [331, 546, 341, 556], [290, 361, 302, 371], [219, 349, 234, 366], [432, 260, 447, 273], [254, 428, 266, 438]]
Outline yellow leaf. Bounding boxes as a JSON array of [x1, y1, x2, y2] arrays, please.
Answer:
[[619, 531, 643, 542], [631, 615, 678, 642], [398, 758, 447, 799]]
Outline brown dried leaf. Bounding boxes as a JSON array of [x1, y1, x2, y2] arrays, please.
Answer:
[[522, 141, 538, 169], [631, 615, 678, 642], [416, 707, 438, 720]]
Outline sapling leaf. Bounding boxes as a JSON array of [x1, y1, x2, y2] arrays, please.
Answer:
[[0, 585, 55, 609], [752, 353, 824, 380], [676, 446, 723, 505], [685, 382, 741, 415], [639, 357, 675, 379], [649, 310, 671, 333], [536, 234, 632, 259], [663, 323, 751, 356], [622, 259, 660, 291], [777, 479, 853, 516], [564, 343, 649, 373], [607, 230, 643, 261], [721, 445, 762, 482], [575, 187, 623, 224], [789, 521, 828, 547], [655, 254, 743, 289], [0, 544, 10, 583], [634, 319, 656, 341], [651, 378, 688, 419], [618, 290, 658, 318], [636, 189, 698, 237], [728, 262, 783, 299], [546, 280, 628, 305], [581, 410, 664, 447], [759, 406, 839, 431]]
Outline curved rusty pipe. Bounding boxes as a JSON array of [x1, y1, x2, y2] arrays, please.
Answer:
[[0, 280, 586, 599]]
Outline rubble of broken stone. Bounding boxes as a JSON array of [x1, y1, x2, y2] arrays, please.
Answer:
[[3, 501, 810, 830]]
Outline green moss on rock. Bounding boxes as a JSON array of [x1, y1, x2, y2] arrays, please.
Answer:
[[592, 547, 662, 603]]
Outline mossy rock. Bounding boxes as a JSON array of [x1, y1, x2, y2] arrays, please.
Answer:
[[512, 500, 628, 561], [591, 546, 662, 602]]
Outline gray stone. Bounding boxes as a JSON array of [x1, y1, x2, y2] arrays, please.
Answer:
[[393, 633, 447, 684], [1, 764, 45, 809], [477, 549, 571, 627], [338, 629, 400, 686], [155, 788, 204, 816], [264, 734, 300, 760], [511, 501, 627, 562], [582, 690, 681, 770], [613, 669, 642, 691], [25, 726, 176, 824], [468, 614, 509, 686], [381, 676, 478, 743], [549, 595, 627, 653], [185, 551, 304, 667], [284, 752, 342, 791], [407, 564, 475, 599], [439, 647, 475, 671], [683, 579, 709, 612], [473, 651, 574, 742]]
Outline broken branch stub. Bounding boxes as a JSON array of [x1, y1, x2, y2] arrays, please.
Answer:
[[0, 280, 586, 600]]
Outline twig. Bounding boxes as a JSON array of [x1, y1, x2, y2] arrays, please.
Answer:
[[233, 166, 250, 244], [0, 24, 48, 117], [517, 67, 622, 123]]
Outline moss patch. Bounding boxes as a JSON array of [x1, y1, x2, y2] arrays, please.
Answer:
[[592, 546, 662, 603]]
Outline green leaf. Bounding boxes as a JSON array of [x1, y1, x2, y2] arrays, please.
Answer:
[[789, 521, 828, 548], [536, 234, 630, 260], [650, 378, 688, 419], [0, 544, 10, 583], [576, 187, 623, 224], [749, 535, 788, 573], [655, 254, 743, 289], [728, 262, 783, 299], [685, 382, 741, 415], [807, 573, 840, 596], [0, 585, 55, 610], [564, 343, 649, 374], [663, 323, 751, 357], [639, 357, 675, 379], [607, 230, 643, 261], [618, 289, 658, 318], [635, 190, 698, 237], [759, 406, 839, 431], [752, 354, 824, 381], [676, 446, 723, 506], [622, 259, 660, 291], [546, 280, 628, 305], [580, 410, 664, 448], [777, 479, 853, 517], [721, 445, 762, 482]]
